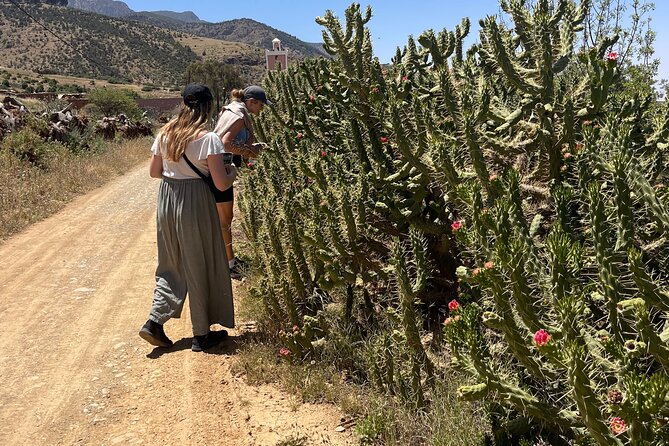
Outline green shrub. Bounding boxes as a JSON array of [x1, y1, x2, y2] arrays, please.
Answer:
[[87, 88, 141, 119]]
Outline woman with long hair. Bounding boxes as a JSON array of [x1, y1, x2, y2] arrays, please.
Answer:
[[139, 83, 237, 352], [214, 85, 269, 278]]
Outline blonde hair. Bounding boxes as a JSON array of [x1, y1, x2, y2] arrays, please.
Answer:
[[158, 100, 212, 162], [230, 88, 244, 102]]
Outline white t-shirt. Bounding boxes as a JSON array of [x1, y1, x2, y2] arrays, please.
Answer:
[[150, 132, 225, 179]]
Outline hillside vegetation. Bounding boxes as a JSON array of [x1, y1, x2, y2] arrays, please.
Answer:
[[179, 18, 329, 59], [0, 3, 197, 85]]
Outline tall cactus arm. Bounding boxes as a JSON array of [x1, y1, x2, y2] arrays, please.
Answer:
[[627, 248, 669, 312], [588, 183, 623, 340], [481, 17, 541, 95], [567, 342, 625, 446]]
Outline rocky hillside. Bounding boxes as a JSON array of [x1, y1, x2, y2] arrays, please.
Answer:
[[67, 0, 327, 58], [1, 1, 325, 87], [151, 10, 203, 23], [66, 0, 133, 18], [181, 19, 329, 59], [0, 3, 267, 86], [0, 3, 196, 85]]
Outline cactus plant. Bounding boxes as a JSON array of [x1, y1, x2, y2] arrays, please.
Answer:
[[238, 1, 669, 443]]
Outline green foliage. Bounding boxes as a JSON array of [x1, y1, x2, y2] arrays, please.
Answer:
[[87, 88, 142, 119], [185, 59, 243, 115], [1, 126, 64, 168]]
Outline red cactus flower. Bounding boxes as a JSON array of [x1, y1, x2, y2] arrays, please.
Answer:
[[380, 136, 389, 144], [451, 220, 463, 232], [484, 261, 494, 270], [610, 417, 626, 435], [534, 329, 551, 347], [607, 52, 618, 61], [279, 347, 292, 357], [321, 150, 327, 157], [448, 299, 460, 312], [443, 317, 453, 326]]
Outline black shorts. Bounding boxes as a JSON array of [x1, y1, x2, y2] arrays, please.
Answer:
[[214, 185, 233, 203]]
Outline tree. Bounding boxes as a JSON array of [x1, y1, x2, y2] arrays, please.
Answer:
[[185, 60, 243, 117], [87, 88, 141, 119]]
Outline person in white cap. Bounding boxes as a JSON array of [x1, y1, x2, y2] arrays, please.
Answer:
[[214, 85, 270, 279]]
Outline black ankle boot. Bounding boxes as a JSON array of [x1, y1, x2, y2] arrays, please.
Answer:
[[191, 330, 228, 352], [139, 319, 173, 348]]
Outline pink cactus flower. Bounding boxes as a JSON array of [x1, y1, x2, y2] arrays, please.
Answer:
[[321, 150, 327, 157], [448, 299, 460, 312], [293, 325, 300, 333], [563, 152, 572, 159], [402, 76, 408, 81], [451, 220, 463, 232], [534, 329, 551, 347], [484, 261, 494, 269], [309, 95, 315, 102], [297, 132, 303, 140], [610, 417, 626, 435], [454, 315, 461, 321], [443, 317, 453, 326], [607, 52, 618, 61], [472, 268, 481, 277], [380, 136, 389, 144], [489, 174, 498, 181], [279, 347, 292, 357]]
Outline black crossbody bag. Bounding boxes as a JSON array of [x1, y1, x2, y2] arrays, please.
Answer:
[[182, 154, 228, 201]]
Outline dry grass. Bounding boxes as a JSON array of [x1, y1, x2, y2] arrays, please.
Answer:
[[0, 137, 150, 240], [231, 277, 490, 446], [178, 35, 261, 58]]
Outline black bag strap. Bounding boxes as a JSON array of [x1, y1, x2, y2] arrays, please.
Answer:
[[182, 154, 208, 181]]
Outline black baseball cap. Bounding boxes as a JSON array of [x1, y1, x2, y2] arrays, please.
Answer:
[[243, 85, 272, 105], [182, 83, 213, 106]]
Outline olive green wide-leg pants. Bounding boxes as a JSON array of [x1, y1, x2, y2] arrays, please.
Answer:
[[149, 177, 234, 336]]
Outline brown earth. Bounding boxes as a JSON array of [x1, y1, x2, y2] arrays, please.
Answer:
[[0, 164, 357, 446]]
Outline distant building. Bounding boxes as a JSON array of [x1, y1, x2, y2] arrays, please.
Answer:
[[265, 38, 288, 71]]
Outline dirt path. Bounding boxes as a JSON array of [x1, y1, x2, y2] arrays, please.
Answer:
[[0, 165, 356, 446]]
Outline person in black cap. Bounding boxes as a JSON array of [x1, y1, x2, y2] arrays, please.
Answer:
[[139, 83, 237, 352], [213, 85, 270, 279]]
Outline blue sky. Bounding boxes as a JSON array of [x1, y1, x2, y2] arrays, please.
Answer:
[[124, 1, 669, 81]]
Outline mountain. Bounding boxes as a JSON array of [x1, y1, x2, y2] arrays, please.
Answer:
[[180, 19, 329, 59], [66, 0, 133, 18], [1, 1, 325, 88], [0, 3, 267, 85], [68, 0, 204, 23], [68, 0, 327, 58], [0, 3, 198, 85], [149, 10, 203, 23]]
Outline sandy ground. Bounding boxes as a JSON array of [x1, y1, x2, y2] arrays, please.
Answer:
[[0, 164, 356, 446]]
